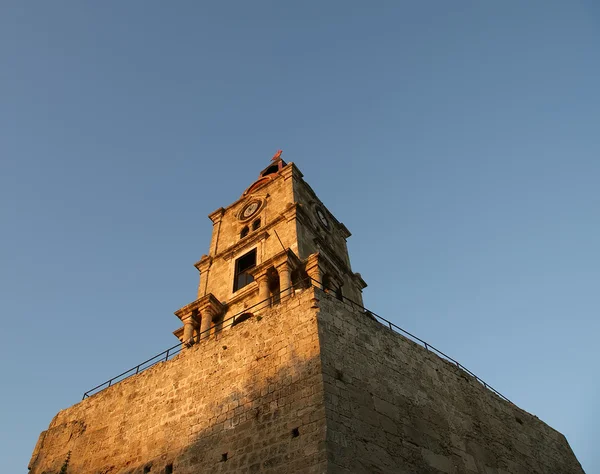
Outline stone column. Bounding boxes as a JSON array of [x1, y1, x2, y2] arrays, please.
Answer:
[[257, 273, 269, 303], [199, 311, 212, 340], [305, 253, 323, 289], [278, 262, 292, 299], [182, 313, 199, 347], [197, 293, 226, 341]]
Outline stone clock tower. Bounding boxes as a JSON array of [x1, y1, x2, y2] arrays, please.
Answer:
[[29, 153, 583, 474], [172, 153, 366, 348]]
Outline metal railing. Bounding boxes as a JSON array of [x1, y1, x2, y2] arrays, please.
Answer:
[[81, 283, 296, 399], [325, 285, 513, 405], [82, 277, 512, 405]]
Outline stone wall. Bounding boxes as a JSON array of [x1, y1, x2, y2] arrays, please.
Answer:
[[29, 289, 327, 474], [317, 292, 584, 474], [30, 286, 584, 474]]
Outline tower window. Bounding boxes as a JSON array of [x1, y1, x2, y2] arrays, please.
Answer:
[[233, 249, 256, 292], [240, 226, 249, 239], [252, 218, 261, 231]]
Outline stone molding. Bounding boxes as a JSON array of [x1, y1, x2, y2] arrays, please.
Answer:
[[194, 255, 212, 273], [219, 230, 270, 262], [174, 293, 226, 323], [208, 207, 225, 224], [248, 248, 301, 282]]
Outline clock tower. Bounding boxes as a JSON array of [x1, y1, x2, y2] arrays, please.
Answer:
[[29, 151, 584, 474], [173, 152, 367, 345]]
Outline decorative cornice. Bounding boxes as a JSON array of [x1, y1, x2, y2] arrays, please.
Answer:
[[194, 255, 212, 272], [249, 248, 301, 280], [339, 223, 351, 239], [354, 272, 368, 289], [305, 244, 367, 289], [208, 207, 225, 224], [219, 230, 270, 262], [174, 293, 226, 322]]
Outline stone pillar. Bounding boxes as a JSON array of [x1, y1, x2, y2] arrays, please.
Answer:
[[182, 313, 199, 348], [257, 273, 270, 306], [175, 293, 225, 345], [199, 311, 212, 340], [278, 262, 292, 299], [305, 253, 323, 289]]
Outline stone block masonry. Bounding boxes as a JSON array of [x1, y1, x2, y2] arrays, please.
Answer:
[[29, 289, 328, 474], [30, 287, 584, 473], [317, 292, 584, 474]]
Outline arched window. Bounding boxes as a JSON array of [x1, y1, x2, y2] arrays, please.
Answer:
[[252, 218, 261, 231], [240, 226, 249, 239]]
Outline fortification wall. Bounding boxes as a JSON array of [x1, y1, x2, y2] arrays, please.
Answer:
[[29, 287, 584, 474], [317, 292, 584, 474], [29, 289, 327, 474]]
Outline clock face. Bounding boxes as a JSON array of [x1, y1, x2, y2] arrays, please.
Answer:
[[241, 201, 260, 220], [316, 208, 329, 229]]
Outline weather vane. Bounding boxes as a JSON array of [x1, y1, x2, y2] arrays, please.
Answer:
[[271, 150, 283, 161]]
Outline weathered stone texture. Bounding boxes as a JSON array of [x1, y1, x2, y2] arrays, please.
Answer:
[[316, 292, 584, 474], [29, 289, 328, 474], [189, 161, 364, 333], [31, 288, 584, 474], [30, 157, 584, 474]]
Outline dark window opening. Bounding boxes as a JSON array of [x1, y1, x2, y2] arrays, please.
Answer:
[[252, 218, 261, 231], [261, 165, 279, 177], [221, 453, 228, 462], [335, 286, 343, 301], [240, 226, 249, 238], [292, 427, 300, 438], [233, 249, 256, 292], [267, 267, 280, 305], [212, 313, 224, 335], [322, 274, 332, 292], [165, 464, 173, 474], [292, 268, 310, 290], [143, 465, 152, 473]]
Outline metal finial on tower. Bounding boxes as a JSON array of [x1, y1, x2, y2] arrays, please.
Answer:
[[271, 150, 283, 161]]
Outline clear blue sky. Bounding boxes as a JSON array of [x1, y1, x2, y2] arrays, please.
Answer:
[[1, 2, 598, 472]]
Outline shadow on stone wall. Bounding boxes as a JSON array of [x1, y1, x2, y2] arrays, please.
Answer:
[[316, 292, 585, 474]]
